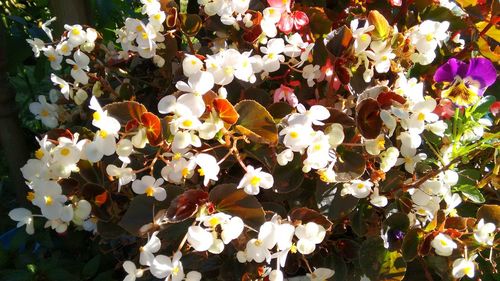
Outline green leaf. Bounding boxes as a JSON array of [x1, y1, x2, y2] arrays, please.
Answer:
[[209, 184, 266, 229], [421, 5, 467, 30], [456, 185, 485, 203], [234, 100, 278, 145], [359, 237, 407, 281], [0, 269, 34, 281], [474, 95, 496, 116], [82, 255, 101, 279], [402, 228, 421, 262]]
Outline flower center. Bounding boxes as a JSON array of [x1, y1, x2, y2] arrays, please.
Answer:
[[290, 131, 299, 138], [360, 34, 369, 42], [209, 217, 220, 227], [48, 55, 56, 62], [425, 34, 433, 42], [44, 195, 53, 206], [60, 148, 70, 156], [182, 119, 193, 127], [145, 186, 154, 197], [71, 28, 80, 36], [172, 266, 180, 276], [35, 149, 45, 159], [27, 192, 35, 202], [93, 112, 102, 121], [417, 112, 426, 121], [198, 168, 205, 176], [182, 167, 190, 178], [250, 176, 261, 186], [357, 183, 365, 189]]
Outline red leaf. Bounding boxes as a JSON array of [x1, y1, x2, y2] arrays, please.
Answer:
[[166, 189, 209, 222], [377, 91, 406, 109], [356, 98, 382, 139], [213, 98, 239, 125], [490, 101, 500, 117], [140, 112, 163, 146], [95, 191, 108, 207], [125, 119, 140, 132]]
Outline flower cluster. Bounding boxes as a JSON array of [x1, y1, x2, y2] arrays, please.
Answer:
[[12, 0, 499, 280]]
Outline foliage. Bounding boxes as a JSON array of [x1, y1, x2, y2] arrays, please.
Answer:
[[4, 0, 500, 280]]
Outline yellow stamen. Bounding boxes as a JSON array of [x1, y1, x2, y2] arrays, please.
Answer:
[[35, 149, 44, 159], [173, 153, 182, 160], [360, 34, 369, 42], [290, 243, 297, 254], [40, 109, 49, 117], [357, 183, 365, 189], [250, 176, 261, 186], [48, 55, 56, 62], [208, 217, 220, 227], [44, 196, 53, 206], [290, 131, 298, 138], [425, 34, 433, 42], [417, 112, 426, 121], [182, 119, 193, 127], [71, 28, 80, 36], [254, 239, 263, 246], [172, 266, 180, 276], [198, 168, 205, 176], [145, 186, 154, 197], [182, 168, 189, 178], [60, 148, 70, 156], [93, 111, 102, 121], [99, 130, 108, 138], [27, 192, 35, 202]]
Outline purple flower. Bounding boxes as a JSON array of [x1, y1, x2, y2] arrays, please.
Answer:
[[433, 58, 496, 106]]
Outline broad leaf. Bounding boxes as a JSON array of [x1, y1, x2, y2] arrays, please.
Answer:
[[234, 100, 278, 145], [209, 184, 266, 229], [356, 98, 382, 139], [166, 189, 209, 223], [103, 101, 148, 125], [289, 207, 333, 231]]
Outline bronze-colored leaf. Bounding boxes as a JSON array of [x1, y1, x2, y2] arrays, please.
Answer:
[[179, 14, 203, 37], [209, 184, 266, 229], [166, 189, 209, 223], [356, 98, 382, 139], [234, 100, 278, 145], [333, 149, 366, 182], [368, 10, 390, 40], [103, 101, 148, 125], [476, 204, 500, 225], [289, 207, 333, 231], [325, 25, 353, 57]]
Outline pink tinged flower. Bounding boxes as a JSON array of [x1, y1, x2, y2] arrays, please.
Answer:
[[273, 84, 298, 107], [267, 0, 290, 10]]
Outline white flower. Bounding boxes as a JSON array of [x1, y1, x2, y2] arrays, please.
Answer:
[[364, 134, 386, 156], [370, 187, 388, 207], [187, 225, 214, 252], [9, 208, 35, 235], [66, 50, 90, 84], [379, 147, 399, 172], [342, 180, 373, 199], [89, 96, 121, 134], [139, 231, 161, 266], [351, 19, 374, 54], [269, 269, 284, 281], [277, 149, 294, 166], [64, 24, 87, 47], [31, 180, 67, 220], [185, 271, 202, 281], [280, 124, 314, 152], [395, 146, 426, 174], [408, 99, 438, 133], [56, 40, 73, 56], [150, 252, 185, 281], [237, 165, 274, 195], [452, 256, 476, 279], [261, 38, 285, 73], [27, 38, 45, 57], [123, 261, 144, 281], [182, 54, 203, 76], [106, 164, 136, 192], [366, 41, 395, 73], [473, 219, 496, 246], [132, 176, 166, 201], [326, 123, 344, 148], [410, 20, 449, 55], [289, 104, 330, 126], [194, 153, 220, 186], [176, 71, 214, 96], [29, 95, 58, 128], [43, 46, 62, 70], [295, 222, 326, 255], [431, 233, 457, 256], [302, 64, 321, 86], [381, 110, 396, 137], [307, 267, 334, 281], [51, 74, 72, 100]]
